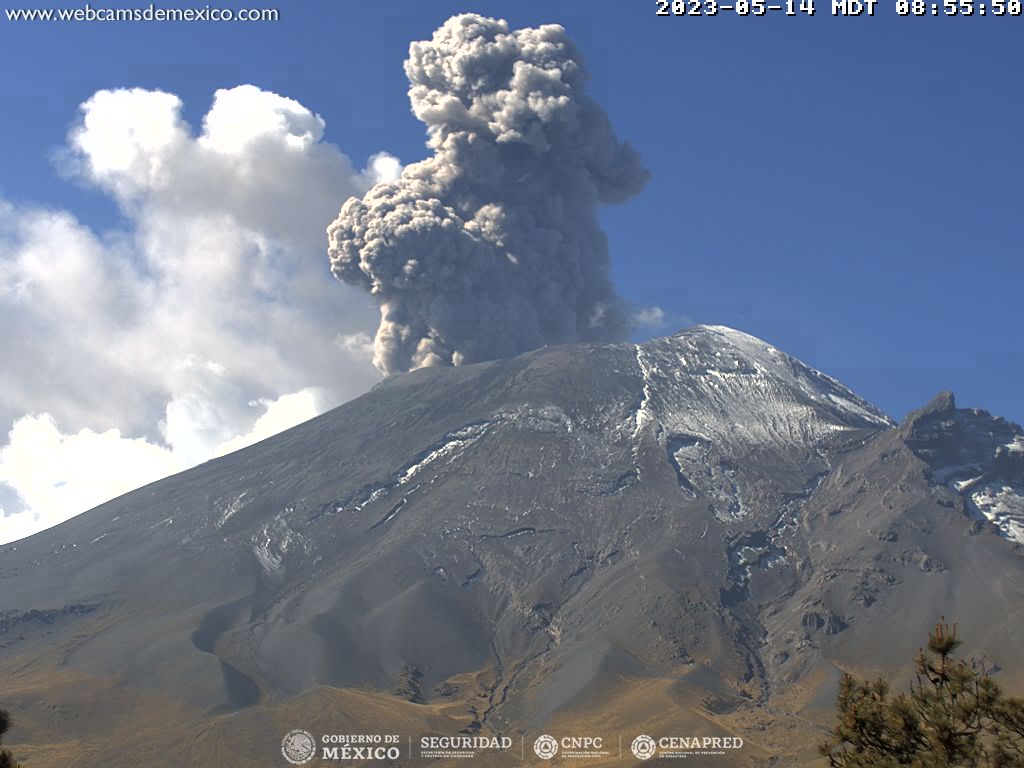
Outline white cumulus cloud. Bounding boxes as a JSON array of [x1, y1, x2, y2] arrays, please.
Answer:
[[0, 85, 397, 543]]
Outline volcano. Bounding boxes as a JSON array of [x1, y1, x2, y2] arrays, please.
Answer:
[[2, 326, 1023, 767]]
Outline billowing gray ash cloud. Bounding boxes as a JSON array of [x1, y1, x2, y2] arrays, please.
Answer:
[[327, 13, 649, 375]]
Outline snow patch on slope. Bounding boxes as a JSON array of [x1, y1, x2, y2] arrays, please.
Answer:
[[325, 409, 576, 524], [398, 424, 489, 486], [968, 484, 1024, 544], [252, 512, 298, 575], [632, 345, 656, 438], [497, 404, 575, 434], [216, 491, 248, 529]]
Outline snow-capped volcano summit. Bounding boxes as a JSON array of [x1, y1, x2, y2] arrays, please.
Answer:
[[635, 325, 893, 447], [1, 327, 1021, 768]]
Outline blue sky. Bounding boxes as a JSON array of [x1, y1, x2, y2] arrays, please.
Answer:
[[0, 0, 1021, 539]]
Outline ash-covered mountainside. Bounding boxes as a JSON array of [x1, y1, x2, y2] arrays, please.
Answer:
[[1, 326, 1022, 767]]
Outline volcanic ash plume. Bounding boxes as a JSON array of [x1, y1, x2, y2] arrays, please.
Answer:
[[327, 13, 649, 375]]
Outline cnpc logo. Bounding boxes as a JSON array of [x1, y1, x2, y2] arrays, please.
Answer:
[[533, 734, 605, 759], [533, 735, 559, 759]]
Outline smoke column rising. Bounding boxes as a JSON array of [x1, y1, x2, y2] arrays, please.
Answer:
[[327, 14, 649, 375]]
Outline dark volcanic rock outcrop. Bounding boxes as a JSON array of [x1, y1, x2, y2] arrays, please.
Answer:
[[899, 391, 1024, 541]]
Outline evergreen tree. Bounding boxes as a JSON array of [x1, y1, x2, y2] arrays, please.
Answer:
[[820, 620, 1024, 767], [0, 706, 19, 768]]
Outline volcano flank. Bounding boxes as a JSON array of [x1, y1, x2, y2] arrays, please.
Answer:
[[2, 325, 1023, 767]]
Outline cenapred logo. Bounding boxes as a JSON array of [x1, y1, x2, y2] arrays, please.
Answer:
[[281, 729, 317, 765], [631, 733, 744, 760], [533, 734, 559, 760], [631, 734, 657, 761]]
